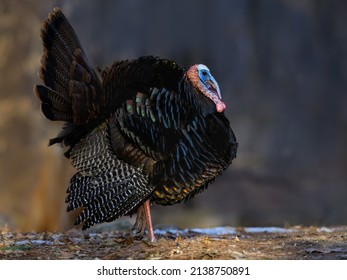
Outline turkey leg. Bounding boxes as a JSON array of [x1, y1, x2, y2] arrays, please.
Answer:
[[134, 200, 155, 242]]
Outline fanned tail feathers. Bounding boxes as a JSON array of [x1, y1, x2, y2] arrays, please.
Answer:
[[34, 7, 102, 149]]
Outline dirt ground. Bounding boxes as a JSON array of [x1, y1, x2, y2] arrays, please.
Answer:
[[1, 226, 347, 260]]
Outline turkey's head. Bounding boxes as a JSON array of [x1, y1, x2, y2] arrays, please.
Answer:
[[187, 64, 226, 113]]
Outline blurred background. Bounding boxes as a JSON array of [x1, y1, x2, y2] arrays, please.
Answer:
[[0, 0, 346, 232]]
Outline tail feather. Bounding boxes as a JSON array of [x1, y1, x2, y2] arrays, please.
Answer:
[[43, 8, 83, 53], [35, 85, 70, 107], [41, 103, 71, 122], [34, 85, 71, 122], [35, 7, 102, 150], [39, 57, 70, 95], [39, 8, 80, 94]]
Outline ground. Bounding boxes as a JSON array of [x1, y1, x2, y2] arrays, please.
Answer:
[[1, 226, 347, 260]]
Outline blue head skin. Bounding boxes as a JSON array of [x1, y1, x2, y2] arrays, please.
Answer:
[[187, 64, 226, 112]]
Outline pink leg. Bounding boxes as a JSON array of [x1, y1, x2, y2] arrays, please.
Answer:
[[143, 200, 155, 242], [134, 200, 155, 242]]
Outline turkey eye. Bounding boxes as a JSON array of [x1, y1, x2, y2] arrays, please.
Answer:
[[201, 71, 207, 76]]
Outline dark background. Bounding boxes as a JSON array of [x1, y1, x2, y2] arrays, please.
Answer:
[[0, 0, 346, 232]]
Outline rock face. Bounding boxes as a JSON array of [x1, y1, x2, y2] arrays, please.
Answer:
[[0, 0, 347, 231]]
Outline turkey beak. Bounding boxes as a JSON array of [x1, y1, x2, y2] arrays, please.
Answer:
[[206, 76, 222, 100], [206, 76, 226, 113]]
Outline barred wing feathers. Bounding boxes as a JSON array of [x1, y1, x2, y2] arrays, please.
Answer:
[[66, 126, 152, 229]]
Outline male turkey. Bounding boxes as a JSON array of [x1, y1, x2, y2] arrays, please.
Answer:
[[34, 7, 237, 241]]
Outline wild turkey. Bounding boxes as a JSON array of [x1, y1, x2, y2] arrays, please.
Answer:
[[34, 7, 237, 241]]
